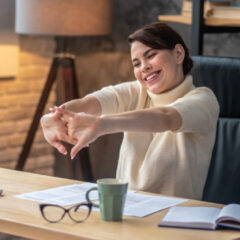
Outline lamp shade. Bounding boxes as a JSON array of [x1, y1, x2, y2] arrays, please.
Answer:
[[15, 0, 112, 36]]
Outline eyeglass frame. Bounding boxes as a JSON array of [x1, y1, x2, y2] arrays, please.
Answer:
[[39, 202, 92, 223]]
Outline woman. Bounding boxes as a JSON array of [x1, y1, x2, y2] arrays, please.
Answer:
[[41, 22, 219, 200]]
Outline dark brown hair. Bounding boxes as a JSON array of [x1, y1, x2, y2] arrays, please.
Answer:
[[128, 22, 193, 76]]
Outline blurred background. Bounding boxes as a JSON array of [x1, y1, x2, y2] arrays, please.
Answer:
[[0, 0, 240, 182]]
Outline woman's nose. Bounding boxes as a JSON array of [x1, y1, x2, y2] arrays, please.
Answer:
[[141, 62, 151, 72]]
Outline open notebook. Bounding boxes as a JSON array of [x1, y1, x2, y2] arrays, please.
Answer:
[[159, 204, 240, 230]]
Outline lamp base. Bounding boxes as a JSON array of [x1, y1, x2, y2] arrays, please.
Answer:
[[15, 54, 93, 181]]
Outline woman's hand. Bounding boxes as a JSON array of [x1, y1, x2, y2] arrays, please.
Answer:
[[55, 107, 101, 159], [40, 108, 77, 155]]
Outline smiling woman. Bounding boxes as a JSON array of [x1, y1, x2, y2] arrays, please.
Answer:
[[40, 22, 219, 200]]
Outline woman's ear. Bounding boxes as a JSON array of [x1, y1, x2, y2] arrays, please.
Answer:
[[173, 44, 185, 65]]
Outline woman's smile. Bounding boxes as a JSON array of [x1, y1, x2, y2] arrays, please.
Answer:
[[144, 70, 162, 83]]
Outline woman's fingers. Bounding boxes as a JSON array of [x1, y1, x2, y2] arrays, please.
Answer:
[[58, 132, 77, 145], [55, 107, 75, 121], [45, 106, 94, 159], [51, 132, 77, 155], [52, 141, 67, 155], [53, 110, 63, 120], [70, 143, 80, 159], [41, 106, 80, 156], [70, 141, 86, 159]]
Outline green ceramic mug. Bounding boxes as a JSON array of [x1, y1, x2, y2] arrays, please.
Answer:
[[86, 178, 128, 221]]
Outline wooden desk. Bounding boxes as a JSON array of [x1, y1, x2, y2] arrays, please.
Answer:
[[0, 168, 239, 240]]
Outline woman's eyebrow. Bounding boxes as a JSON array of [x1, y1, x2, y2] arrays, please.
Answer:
[[143, 48, 154, 57], [132, 49, 154, 62]]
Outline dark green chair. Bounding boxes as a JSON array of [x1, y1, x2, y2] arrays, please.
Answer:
[[191, 56, 240, 204]]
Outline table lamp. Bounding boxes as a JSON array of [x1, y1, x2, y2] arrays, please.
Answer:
[[15, 0, 113, 180]]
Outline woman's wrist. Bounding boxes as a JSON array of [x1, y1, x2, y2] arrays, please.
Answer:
[[98, 114, 124, 136], [98, 115, 107, 136], [98, 114, 114, 136]]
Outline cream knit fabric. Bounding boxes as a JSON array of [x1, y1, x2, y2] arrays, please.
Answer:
[[88, 75, 219, 200]]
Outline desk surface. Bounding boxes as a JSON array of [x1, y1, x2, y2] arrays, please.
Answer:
[[0, 168, 239, 240]]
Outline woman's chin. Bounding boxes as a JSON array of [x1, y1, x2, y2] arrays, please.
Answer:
[[147, 84, 164, 94], [147, 88, 161, 94]]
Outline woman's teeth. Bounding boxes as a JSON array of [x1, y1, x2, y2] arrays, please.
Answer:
[[146, 71, 160, 81]]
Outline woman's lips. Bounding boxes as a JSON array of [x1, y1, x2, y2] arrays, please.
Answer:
[[144, 70, 161, 82]]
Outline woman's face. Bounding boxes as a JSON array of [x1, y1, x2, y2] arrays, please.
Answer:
[[130, 41, 185, 94]]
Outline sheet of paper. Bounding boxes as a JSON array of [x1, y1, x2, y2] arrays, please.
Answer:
[[15, 183, 187, 217], [15, 183, 98, 206], [123, 192, 187, 217], [92, 192, 187, 217]]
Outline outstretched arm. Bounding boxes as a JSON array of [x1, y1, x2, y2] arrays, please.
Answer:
[[100, 107, 182, 134], [61, 95, 102, 115], [56, 106, 182, 159]]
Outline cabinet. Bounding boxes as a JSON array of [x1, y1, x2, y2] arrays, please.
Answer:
[[158, 0, 240, 55]]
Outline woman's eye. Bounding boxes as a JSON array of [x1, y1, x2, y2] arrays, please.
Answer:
[[133, 62, 140, 68], [148, 53, 156, 59]]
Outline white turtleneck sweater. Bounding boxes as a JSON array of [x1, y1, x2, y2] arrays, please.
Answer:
[[88, 75, 219, 200]]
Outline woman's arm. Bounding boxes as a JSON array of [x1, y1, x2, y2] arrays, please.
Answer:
[[62, 95, 102, 115], [57, 106, 182, 158], [100, 106, 182, 134]]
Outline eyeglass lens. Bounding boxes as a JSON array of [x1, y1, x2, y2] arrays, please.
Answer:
[[42, 205, 65, 223], [69, 204, 90, 222]]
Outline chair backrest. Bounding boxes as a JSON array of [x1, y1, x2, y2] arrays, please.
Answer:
[[191, 56, 240, 204]]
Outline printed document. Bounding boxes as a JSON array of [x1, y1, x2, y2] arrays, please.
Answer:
[[15, 183, 187, 217]]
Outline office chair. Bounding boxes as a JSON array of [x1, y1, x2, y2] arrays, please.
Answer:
[[191, 56, 240, 204]]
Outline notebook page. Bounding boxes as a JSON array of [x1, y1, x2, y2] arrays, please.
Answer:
[[160, 206, 220, 229], [217, 204, 240, 222]]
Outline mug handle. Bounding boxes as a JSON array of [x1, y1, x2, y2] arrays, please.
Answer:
[[86, 187, 100, 208]]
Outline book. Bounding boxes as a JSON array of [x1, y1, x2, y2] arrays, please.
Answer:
[[207, 6, 240, 19], [158, 204, 240, 230]]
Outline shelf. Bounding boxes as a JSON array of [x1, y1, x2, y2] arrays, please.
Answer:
[[158, 15, 240, 27], [159, 0, 240, 55], [158, 15, 191, 25]]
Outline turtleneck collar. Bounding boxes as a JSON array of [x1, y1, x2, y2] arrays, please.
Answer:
[[147, 75, 194, 106]]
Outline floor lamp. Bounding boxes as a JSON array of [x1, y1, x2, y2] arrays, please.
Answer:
[[15, 0, 112, 180]]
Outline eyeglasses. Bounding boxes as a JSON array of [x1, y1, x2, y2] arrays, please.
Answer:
[[39, 203, 92, 223]]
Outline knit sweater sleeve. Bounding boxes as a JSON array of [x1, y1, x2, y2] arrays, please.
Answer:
[[86, 81, 140, 114], [169, 87, 220, 133]]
